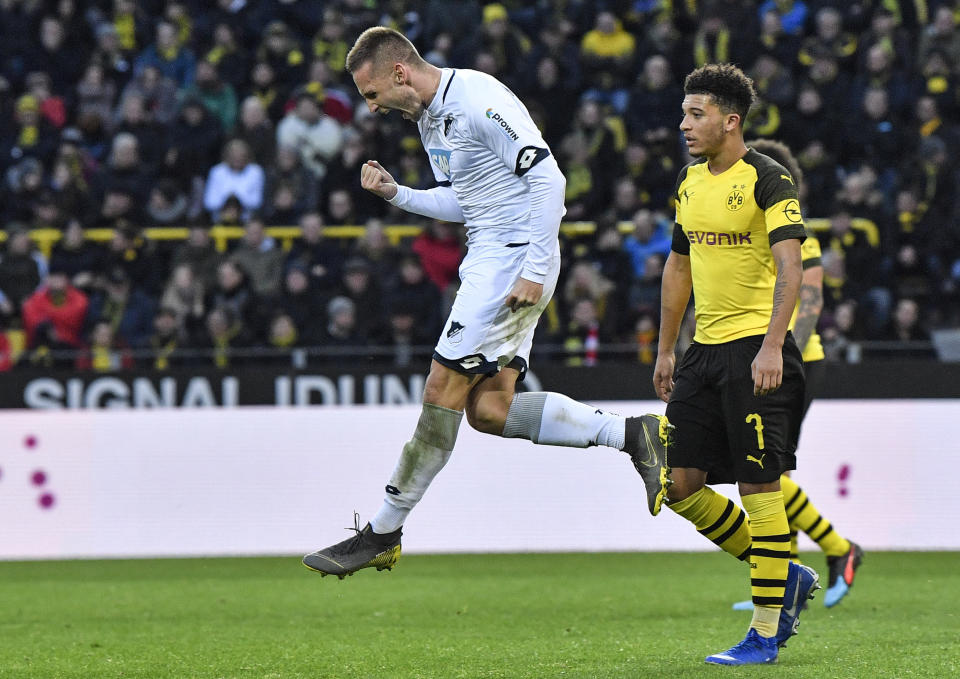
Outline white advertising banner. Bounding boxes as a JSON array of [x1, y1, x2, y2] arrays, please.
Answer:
[[0, 400, 956, 560]]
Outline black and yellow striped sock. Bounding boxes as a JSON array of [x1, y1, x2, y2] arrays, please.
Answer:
[[669, 486, 751, 561], [742, 490, 790, 638], [781, 475, 851, 558]]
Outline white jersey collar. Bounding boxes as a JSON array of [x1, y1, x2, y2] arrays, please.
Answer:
[[426, 68, 455, 117]]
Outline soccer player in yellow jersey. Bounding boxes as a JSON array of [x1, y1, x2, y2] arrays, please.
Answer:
[[650, 64, 820, 665], [726, 139, 863, 610]]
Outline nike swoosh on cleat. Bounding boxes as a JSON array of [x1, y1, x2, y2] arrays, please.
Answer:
[[782, 588, 800, 620], [309, 554, 344, 569], [843, 553, 856, 585], [639, 422, 660, 467]]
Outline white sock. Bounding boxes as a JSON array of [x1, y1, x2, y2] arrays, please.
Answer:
[[370, 437, 451, 533], [369, 403, 462, 534], [370, 501, 409, 535], [503, 392, 625, 449]]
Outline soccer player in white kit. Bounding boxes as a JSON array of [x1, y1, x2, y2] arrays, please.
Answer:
[[303, 27, 671, 578]]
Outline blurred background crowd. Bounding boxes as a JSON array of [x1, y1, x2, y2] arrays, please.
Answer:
[[1, 0, 958, 370]]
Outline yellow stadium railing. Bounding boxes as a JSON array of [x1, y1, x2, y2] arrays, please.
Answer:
[[0, 222, 643, 259], [2, 218, 860, 260], [0, 225, 424, 258]]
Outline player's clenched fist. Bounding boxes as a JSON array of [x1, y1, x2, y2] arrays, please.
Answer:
[[505, 278, 543, 313], [360, 160, 398, 200]]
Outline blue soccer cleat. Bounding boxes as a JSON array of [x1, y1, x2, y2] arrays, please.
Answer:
[[731, 598, 753, 611], [776, 561, 821, 647], [705, 629, 779, 665], [824, 541, 863, 608]]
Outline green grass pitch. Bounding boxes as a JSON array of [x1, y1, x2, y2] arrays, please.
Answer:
[[0, 551, 956, 678]]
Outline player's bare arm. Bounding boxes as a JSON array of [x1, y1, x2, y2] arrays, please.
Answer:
[[505, 277, 544, 312], [360, 159, 398, 200], [752, 238, 802, 396], [792, 264, 823, 353], [654, 251, 693, 402]]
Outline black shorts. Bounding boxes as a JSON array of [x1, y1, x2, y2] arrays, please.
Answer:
[[802, 358, 824, 419], [665, 333, 805, 485], [794, 357, 825, 444]]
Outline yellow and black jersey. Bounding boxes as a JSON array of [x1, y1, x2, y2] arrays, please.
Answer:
[[790, 230, 825, 362], [672, 148, 806, 344]]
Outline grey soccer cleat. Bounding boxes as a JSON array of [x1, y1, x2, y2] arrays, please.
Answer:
[[303, 513, 402, 579], [624, 414, 673, 516]]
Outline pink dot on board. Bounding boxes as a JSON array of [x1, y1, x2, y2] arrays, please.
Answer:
[[31, 470, 47, 486], [38, 493, 55, 509], [24, 435, 37, 449]]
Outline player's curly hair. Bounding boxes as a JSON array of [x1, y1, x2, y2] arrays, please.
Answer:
[[747, 139, 803, 187], [684, 63, 756, 124], [346, 27, 423, 75]]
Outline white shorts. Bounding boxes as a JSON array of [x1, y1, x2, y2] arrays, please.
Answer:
[[434, 242, 561, 378]]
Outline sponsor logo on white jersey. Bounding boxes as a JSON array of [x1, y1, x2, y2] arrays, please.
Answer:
[[485, 108, 519, 142], [429, 148, 452, 179]]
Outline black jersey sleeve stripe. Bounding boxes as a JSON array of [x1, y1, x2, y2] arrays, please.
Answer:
[[671, 223, 690, 255], [672, 160, 703, 206], [673, 164, 691, 198], [768, 224, 807, 247], [745, 149, 800, 209], [801, 256, 822, 270]]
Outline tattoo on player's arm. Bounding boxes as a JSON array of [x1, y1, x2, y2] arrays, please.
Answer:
[[770, 258, 787, 323], [792, 283, 823, 352]]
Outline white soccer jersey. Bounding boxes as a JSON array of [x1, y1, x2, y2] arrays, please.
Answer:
[[415, 68, 558, 279], [386, 67, 565, 374]]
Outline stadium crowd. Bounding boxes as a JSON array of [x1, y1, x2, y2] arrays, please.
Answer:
[[0, 0, 957, 369]]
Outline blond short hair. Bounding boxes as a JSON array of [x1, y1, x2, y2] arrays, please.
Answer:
[[346, 26, 422, 75]]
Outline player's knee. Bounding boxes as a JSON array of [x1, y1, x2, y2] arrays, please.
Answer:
[[422, 362, 476, 412], [422, 374, 456, 407], [666, 471, 704, 503], [465, 394, 510, 435]]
